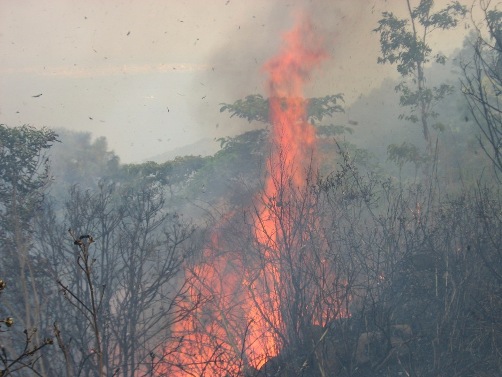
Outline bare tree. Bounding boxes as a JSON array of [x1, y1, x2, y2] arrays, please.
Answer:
[[0, 278, 53, 376], [461, 1, 502, 178], [34, 181, 198, 377], [158, 150, 363, 377]]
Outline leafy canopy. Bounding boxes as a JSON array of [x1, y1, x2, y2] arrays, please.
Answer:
[[374, 1, 466, 77], [0, 124, 58, 215], [220, 94, 344, 125], [374, 1, 466, 153]]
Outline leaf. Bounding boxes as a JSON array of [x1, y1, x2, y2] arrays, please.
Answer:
[[387, 141, 425, 168], [219, 94, 344, 125]]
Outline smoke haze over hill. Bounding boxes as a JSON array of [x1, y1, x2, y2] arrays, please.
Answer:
[[0, 0, 472, 162]]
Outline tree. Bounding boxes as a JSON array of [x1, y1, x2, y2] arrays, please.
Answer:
[[461, 1, 502, 178], [219, 94, 344, 126], [45, 130, 121, 211], [0, 124, 58, 376], [374, 0, 467, 154], [218, 94, 348, 183], [157, 153, 358, 377], [155, 131, 502, 376], [56, 231, 105, 377], [121, 155, 207, 197], [0, 278, 53, 376], [34, 181, 198, 377]]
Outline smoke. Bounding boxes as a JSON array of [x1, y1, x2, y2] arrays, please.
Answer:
[[189, 0, 394, 143], [0, 0, 471, 163]]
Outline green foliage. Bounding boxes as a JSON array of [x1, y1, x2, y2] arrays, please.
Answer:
[[121, 155, 208, 196], [0, 124, 58, 244], [0, 125, 58, 205], [413, 0, 466, 28], [322, 139, 380, 177], [316, 124, 354, 137], [374, 11, 426, 76], [374, 1, 466, 77], [219, 94, 344, 125], [220, 94, 270, 123], [486, 8, 502, 54], [0, 125, 57, 375], [396, 82, 454, 122], [214, 129, 268, 156], [185, 129, 268, 203], [374, 1, 466, 152], [387, 141, 426, 169], [306, 94, 345, 124], [49, 130, 120, 191]]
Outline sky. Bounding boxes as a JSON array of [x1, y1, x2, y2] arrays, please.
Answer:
[[0, 0, 474, 163]]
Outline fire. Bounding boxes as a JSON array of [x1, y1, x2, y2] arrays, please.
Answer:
[[265, 16, 326, 189], [247, 14, 326, 366], [155, 16, 346, 377]]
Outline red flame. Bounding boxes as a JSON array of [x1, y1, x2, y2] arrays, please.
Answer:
[[155, 16, 345, 377], [265, 16, 326, 188], [247, 15, 326, 366]]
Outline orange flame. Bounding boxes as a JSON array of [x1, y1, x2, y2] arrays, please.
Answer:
[[155, 16, 339, 377], [265, 16, 326, 186], [247, 14, 327, 366]]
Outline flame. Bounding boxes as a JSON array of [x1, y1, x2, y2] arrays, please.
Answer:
[[246, 14, 326, 366], [155, 16, 347, 377]]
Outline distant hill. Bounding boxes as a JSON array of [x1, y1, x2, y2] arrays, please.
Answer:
[[144, 137, 220, 163]]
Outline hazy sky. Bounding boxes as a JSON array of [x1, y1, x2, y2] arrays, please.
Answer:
[[0, 0, 473, 162]]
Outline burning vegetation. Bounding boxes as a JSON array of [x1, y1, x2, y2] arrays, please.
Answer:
[[2, 2, 502, 377], [154, 17, 353, 376]]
